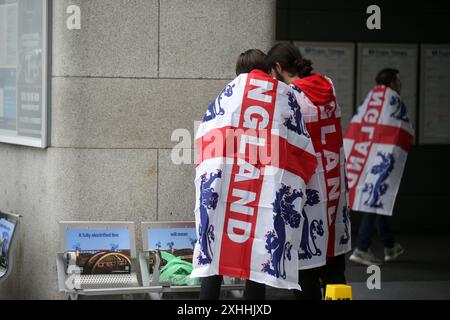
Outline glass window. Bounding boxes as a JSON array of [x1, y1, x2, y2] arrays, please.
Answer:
[[0, 0, 48, 148]]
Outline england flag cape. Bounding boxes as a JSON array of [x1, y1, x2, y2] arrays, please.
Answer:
[[343, 85, 414, 216], [192, 69, 318, 290], [291, 75, 351, 270]]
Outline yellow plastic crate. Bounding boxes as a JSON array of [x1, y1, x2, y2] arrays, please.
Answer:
[[325, 284, 352, 300]]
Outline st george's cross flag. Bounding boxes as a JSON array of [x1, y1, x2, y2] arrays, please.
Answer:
[[192, 69, 318, 290], [291, 74, 351, 271], [343, 85, 414, 216]]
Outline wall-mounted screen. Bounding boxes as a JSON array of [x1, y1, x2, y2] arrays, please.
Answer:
[[420, 45, 450, 144]]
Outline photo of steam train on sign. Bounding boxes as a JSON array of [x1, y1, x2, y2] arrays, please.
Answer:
[[147, 226, 197, 273], [65, 228, 132, 275], [73, 249, 131, 275]]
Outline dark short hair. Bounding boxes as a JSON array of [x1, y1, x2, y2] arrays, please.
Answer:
[[235, 49, 268, 76], [376, 68, 399, 86], [265, 42, 313, 78]]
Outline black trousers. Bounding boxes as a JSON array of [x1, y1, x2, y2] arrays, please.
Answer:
[[356, 211, 395, 251], [199, 275, 266, 300], [293, 254, 347, 300]]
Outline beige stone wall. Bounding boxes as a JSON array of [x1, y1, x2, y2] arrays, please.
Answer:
[[0, 0, 276, 299]]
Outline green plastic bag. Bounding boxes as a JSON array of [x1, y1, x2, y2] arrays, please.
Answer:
[[159, 251, 201, 286]]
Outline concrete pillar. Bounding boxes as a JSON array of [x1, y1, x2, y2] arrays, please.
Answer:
[[0, 0, 276, 299]]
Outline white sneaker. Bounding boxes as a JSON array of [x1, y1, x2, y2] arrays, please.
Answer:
[[349, 248, 383, 266], [384, 243, 404, 262]]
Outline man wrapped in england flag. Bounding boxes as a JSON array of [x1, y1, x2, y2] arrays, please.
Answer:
[[192, 49, 318, 299]]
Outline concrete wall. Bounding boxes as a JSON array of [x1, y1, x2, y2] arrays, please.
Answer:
[[276, 1, 450, 232], [0, 0, 276, 299]]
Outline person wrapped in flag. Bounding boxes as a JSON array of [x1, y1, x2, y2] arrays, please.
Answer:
[[344, 68, 414, 266], [265, 43, 351, 300], [192, 49, 318, 299]]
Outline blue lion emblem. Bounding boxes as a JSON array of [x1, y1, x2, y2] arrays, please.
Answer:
[[284, 91, 310, 138], [197, 169, 222, 265], [262, 184, 303, 279], [340, 175, 351, 245], [299, 189, 325, 260], [202, 84, 235, 122], [390, 96, 409, 122], [290, 84, 303, 94], [362, 152, 395, 209], [344, 174, 350, 193], [339, 205, 351, 245]]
